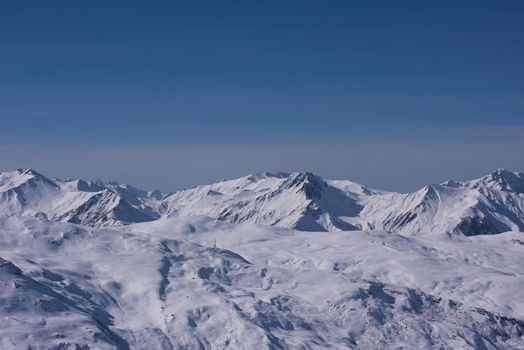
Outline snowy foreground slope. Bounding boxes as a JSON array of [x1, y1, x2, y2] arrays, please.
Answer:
[[1, 168, 524, 235], [1, 215, 524, 349]]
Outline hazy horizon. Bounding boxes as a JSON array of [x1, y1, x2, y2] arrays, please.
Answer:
[[1, 130, 522, 193]]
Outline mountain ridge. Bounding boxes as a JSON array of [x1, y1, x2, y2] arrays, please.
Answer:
[[1, 167, 523, 236]]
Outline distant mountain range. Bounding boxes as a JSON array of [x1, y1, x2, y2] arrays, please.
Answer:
[[1, 167, 523, 236]]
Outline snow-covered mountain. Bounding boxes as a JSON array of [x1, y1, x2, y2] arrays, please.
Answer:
[[163, 168, 524, 236], [163, 172, 364, 232], [0, 168, 164, 227], [2, 168, 524, 349], [354, 169, 524, 236], [1, 168, 523, 236]]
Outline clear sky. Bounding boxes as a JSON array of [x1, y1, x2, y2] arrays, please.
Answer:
[[1, 1, 523, 192]]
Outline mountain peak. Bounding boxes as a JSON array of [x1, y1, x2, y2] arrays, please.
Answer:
[[246, 171, 290, 181], [6, 168, 59, 189], [17, 168, 41, 176], [282, 172, 326, 199], [288, 171, 322, 182], [473, 168, 524, 193], [441, 179, 461, 188], [492, 168, 513, 177]]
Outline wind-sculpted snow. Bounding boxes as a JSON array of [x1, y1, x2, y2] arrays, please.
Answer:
[[1, 216, 524, 349]]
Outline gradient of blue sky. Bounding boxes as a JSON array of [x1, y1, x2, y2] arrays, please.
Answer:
[[1, 1, 523, 191]]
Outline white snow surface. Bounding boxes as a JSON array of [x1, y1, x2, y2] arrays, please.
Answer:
[[0, 215, 523, 349]]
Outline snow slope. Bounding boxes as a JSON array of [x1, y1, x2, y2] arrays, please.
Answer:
[[1, 215, 523, 349]]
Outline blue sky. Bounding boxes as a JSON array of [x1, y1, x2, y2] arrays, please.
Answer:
[[1, 1, 523, 191]]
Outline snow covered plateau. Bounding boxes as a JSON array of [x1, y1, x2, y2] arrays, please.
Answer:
[[1, 168, 524, 349]]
